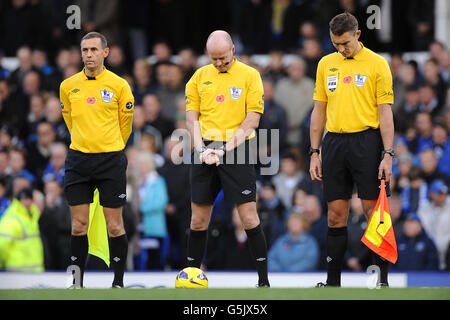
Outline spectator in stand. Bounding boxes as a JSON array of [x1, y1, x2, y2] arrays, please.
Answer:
[[258, 78, 288, 153], [136, 151, 169, 270], [26, 94, 46, 144], [274, 57, 314, 146], [0, 126, 17, 153], [78, 0, 120, 46], [0, 80, 28, 141], [142, 93, 174, 140], [272, 153, 305, 209], [411, 111, 433, 154], [9, 148, 35, 185], [0, 176, 10, 219], [437, 50, 450, 84], [299, 37, 322, 80], [105, 45, 129, 76], [158, 138, 191, 269], [156, 63, 185, 122], [394, 152, 414, 194], [418, 179, 450, 270], [8, 46, 35, 93], [423, 58, 447, 111], [263, 50, 287, 84], [394, 85, 421, 134], [31, 48, 59, 92], [396, 61, 421, 107], [418, 148, 450, 187], [39, 179, 71, 270], [302, 194, 327, 270], [45, 96, 70, 145], [418, 83, 440, 116], [400, 166, 429, 214], [257, 181, 286, 248], [428, 41, 446, 62], [393, 213, 439, 271], [132, 58, 157, 105], [25, 121, 55, 185], [177, 47, 198, 84], [429, 122, 450, 179], [390, 193, 406, 241], [345, 193, 371, 271], [22, 70, 41, 98], [268, 212, 319, 272], [42, 142, 67, 186], [205, 207, 256, 271]]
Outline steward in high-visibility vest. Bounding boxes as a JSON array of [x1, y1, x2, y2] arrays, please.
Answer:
[[0, 188, 44, 272]]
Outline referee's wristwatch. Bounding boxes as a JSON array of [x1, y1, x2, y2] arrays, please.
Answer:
[[381, 148, 395, 158], [309, 147, 320, 157], [197, 146, 207, 153]]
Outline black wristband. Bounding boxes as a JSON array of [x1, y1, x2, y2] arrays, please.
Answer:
[[309, 147, 320, 156]]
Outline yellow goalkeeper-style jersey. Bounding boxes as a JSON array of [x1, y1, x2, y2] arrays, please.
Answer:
[[313, 42, 394, 133], [185, 58, 264, 141], [60, 67, 134, 153]]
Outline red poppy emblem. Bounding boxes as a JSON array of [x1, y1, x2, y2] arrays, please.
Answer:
[[216, 95, 225, 103], [343, 76, 352, 84], [86, 96, 97, 105]]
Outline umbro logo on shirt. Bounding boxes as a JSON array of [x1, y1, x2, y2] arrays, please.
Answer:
[[203, 81, 213, 85]]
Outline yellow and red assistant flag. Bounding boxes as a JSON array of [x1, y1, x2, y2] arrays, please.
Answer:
[[361, 179, 397, 263], [87, 189, 110, 267]]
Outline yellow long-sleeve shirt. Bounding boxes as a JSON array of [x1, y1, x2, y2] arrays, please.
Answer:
[[60, 68, 134, 153]]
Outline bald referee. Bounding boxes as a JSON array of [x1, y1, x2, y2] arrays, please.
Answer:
[[309, 13, 394, 287], [185, 30, 270, 287], [60, 32, 134, 288]]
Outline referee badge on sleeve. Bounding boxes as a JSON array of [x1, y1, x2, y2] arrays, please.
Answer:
[[327, 76, 338, 92], [100, 89, 114, 103]]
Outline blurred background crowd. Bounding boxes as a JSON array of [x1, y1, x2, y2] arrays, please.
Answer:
[[0, 0, 449, 273]]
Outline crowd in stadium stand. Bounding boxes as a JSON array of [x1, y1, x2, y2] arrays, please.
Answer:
[[0, 0, 449, 272]]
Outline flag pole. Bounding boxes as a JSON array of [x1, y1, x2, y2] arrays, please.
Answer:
[[379, 178, 385, 224]]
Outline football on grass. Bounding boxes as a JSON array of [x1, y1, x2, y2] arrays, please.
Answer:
[[175, 267, 208, 288]]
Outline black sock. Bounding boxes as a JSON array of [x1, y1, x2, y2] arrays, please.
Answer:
[[109, 234, 128, 287], [371, 252, 389, 284], [245, 224, 269, 286], [186, 229, 207, 268], [70, 234, 88, 287], [326, 227, 348, 286]]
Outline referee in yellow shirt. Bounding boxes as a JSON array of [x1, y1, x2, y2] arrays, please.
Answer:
[[185, 30, 269, 287], [309, 13, 394, 287], [60, 32, 134, 288]]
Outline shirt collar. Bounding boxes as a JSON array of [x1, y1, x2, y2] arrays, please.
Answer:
[[82, 66, 107, 80], [345, 42, 365, 60], [217, 57, 237, 74]]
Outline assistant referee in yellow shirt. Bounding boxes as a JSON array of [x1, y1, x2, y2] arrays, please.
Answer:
[[60, 32, 134, 288], [185, 30, 269, 287], [309, 13, 395, 287]]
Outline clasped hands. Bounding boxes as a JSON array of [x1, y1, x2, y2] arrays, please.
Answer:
[[199, 148, 225, 166]]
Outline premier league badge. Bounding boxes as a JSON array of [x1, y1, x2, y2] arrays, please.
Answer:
[[229, 87, 243, 100], [100, 89, 114, 103], [354, 74, 368, 87]]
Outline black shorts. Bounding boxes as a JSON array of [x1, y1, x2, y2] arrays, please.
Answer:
[[322, 128, 389, 202], [64, 149, 128, 208], [191, 140, 257, 205]]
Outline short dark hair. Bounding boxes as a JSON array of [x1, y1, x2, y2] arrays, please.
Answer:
[[329, 12, 359, 36], [81, 32, 108, 48]]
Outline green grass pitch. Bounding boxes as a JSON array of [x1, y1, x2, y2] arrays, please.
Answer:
[[0, 287, 449, 300]]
